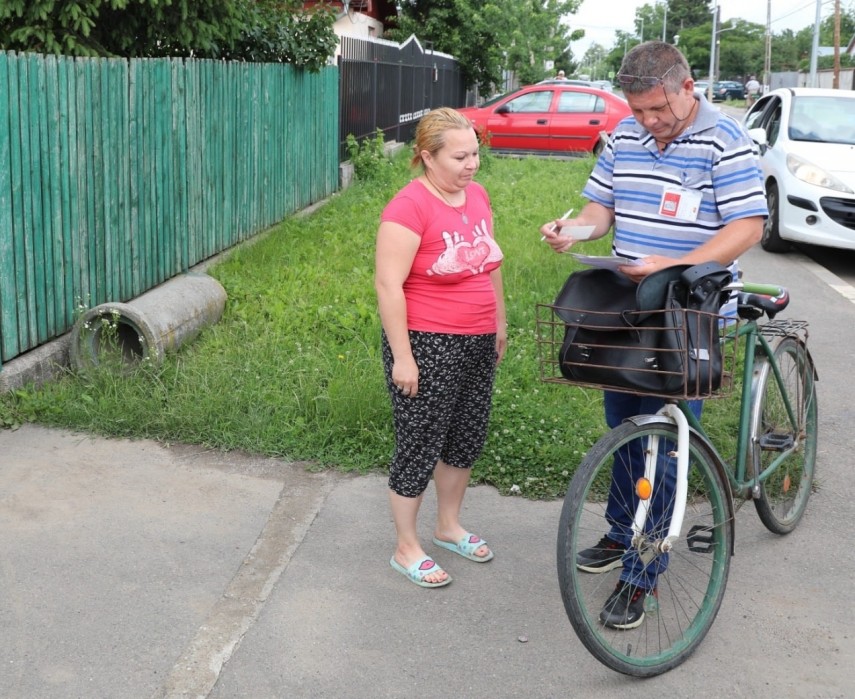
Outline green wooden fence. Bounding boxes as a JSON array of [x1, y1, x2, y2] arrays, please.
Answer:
[[0, 51, 339, 367]]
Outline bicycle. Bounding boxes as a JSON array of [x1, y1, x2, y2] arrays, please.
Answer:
[[535, 278, 818, 677]]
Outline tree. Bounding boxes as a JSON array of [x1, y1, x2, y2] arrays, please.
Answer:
[[587, 1, 717, 75], [0, 0, 244, 57], [387, 0, 581, 92], [579, 43, 609, 81], [226, 1, 337, 70], [0, 0, 337, 70], [713, 20, 765, 80], [797, 6, 855, 71], [385, 0, 504, 92], [593, 0, 855, 80], [665, 0, 715, 38]]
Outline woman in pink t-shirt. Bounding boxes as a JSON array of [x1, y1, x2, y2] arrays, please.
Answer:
[[375, 108, 507, 588]]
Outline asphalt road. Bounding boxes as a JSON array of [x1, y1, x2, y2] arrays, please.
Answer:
[[797, 244, 855, 286]]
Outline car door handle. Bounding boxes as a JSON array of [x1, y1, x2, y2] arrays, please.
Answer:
[[589, 119, 602, 125], [537, 118, 548, 124]]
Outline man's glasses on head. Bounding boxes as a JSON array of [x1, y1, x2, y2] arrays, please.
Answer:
[[616, 64, 676, 88]]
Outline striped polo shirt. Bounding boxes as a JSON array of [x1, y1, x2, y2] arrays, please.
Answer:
[[583, 96, 768, 318]]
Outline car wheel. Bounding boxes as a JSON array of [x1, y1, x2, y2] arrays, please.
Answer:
[[761, 181, 791, 253]]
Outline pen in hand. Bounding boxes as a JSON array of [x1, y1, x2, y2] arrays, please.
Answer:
[[541, 208, 575, 241]]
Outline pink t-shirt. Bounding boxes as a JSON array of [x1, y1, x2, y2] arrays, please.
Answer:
[[381, 179, 503, 334]]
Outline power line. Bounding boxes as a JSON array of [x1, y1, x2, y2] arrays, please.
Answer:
[[768, 0, 835, 27]]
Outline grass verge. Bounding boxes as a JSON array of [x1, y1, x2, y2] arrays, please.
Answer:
[[1, 149, 740, 499]]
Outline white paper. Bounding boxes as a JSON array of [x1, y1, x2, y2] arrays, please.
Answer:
[[559, 224, 596, 240], [571, 254, 644, 271]]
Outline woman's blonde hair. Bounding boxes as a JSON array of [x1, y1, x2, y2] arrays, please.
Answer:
[[410, 107, 474, 168]]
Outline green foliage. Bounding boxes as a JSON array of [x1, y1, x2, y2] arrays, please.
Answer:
[[0, 393, 22, 430], [387, 0, 581, 91], [385, 0, 502, 92], [493, 0, 583, 86], [0, 0, 337, 69], [817, 53, 855, 70], [475, 128, 496, 173], [628, 0, 717, 46], [0, 0, 111, 56], [226, 1, 338, 70], [590, 1, 855, 80], [346, 129, 395, 184], [97, 0, 245, 58]]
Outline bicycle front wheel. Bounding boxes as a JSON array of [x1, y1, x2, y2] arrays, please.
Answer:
[[557, 420, 734, 677], [750, 336, 818, 534]]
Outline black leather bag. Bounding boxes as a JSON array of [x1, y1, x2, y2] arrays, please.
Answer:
[[657, 262, 734, 394], [553, 263, 732, 396]]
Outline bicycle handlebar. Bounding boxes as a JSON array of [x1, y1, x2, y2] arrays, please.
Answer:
[[740, 282, 787, 297]]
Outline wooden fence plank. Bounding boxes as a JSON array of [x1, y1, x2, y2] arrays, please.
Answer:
[[0, 53, 17, 363], [56, 56, 75, 332], [128, 59, 141, 297], [18, 55, 39, 348], [172, 60, 189, 271]]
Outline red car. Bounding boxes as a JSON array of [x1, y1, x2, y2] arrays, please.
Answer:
[[458, 84, 632, 156]]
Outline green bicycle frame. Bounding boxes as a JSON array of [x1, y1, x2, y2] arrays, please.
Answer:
[[678, 318, 803, 497]]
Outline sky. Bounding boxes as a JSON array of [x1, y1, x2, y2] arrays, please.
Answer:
[[567, 0, 840, 58]]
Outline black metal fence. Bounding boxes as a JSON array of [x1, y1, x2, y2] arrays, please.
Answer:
[[338, 35, 468, 158]]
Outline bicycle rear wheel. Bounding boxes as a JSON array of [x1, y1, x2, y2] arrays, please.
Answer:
[[557, 420, 734, 677], [750, 337, 818, 534]]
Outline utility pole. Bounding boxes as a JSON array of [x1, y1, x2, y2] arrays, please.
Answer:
[[707, 1, 718, 102], [833, 0, 841, 88], [764, 0, 772, 93], [662, 2, 667, 42], [809, 0, 821, 87]]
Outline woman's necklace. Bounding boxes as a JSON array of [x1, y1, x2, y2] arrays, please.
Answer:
[[425, 175, 468, 224]]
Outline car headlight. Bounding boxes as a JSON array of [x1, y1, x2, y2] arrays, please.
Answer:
[[786, 153, 854, 194]]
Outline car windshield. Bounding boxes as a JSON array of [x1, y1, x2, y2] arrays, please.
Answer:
[[789, 96, 855, 145]]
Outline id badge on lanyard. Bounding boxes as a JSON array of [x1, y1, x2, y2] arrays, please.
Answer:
[[659, 186, 702, 221]]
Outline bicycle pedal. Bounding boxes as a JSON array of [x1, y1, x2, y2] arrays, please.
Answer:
[[759, 432, 794, 451], [686, 525, 715, 553]]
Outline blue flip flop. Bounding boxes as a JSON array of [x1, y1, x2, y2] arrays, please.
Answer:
[[432, 533, 494, 563], [390, 556, 452, 588]]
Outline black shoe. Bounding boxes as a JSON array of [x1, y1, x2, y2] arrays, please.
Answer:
[[576, 535, 625, 573], [599, 581, 653, 630]]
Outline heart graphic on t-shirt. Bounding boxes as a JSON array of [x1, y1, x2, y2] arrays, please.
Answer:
[[455, 240, 490, 271]]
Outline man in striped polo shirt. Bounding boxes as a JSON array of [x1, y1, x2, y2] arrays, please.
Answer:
[[541, 40, 768, 630]]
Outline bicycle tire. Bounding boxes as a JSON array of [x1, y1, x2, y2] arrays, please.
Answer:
[[749, 337, 818, 534], [557, 419, 733, 677]]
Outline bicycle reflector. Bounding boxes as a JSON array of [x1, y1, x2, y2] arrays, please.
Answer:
[[636, 477, 653, 500]]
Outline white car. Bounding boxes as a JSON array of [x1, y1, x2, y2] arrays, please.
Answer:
[[744, 87, 855, 252], [693, 80, 709, 97]]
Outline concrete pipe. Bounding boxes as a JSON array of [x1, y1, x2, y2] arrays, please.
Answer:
[[70, 273, 227, 371]]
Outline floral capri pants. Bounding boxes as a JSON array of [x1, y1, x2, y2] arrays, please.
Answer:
[[382, 330, 497, 498]]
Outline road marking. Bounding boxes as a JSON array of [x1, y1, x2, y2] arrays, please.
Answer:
[[797, 251, 855, 304]]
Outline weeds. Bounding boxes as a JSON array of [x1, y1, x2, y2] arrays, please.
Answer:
[[346, 129, 395, 184]]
